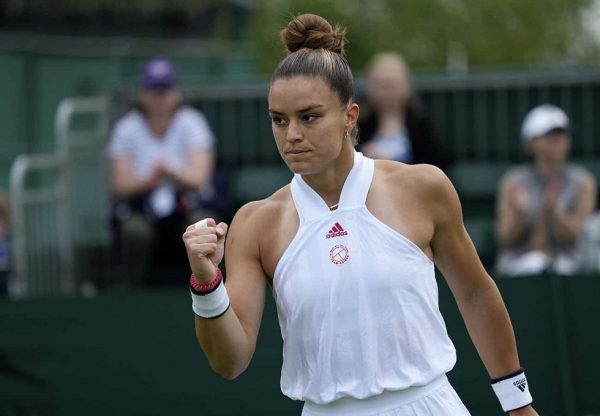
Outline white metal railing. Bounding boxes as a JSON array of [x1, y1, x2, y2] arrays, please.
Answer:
[[9, 96, 109, 298], [9, 153, 73, 298]]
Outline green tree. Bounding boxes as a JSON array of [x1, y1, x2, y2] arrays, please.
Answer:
[[246, 0, 593, 74], [3, 0, 596, 71]]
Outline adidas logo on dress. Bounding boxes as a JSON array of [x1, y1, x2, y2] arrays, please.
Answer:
[[326, 222, 348, 239]]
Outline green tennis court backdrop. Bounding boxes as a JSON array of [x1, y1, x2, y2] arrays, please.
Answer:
[[1, 272, 599, 416]]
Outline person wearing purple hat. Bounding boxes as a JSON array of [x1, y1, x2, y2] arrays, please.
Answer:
[[108, 58, 219, 285], [140, 58, 178, 90], [495, 104, 597, 276]]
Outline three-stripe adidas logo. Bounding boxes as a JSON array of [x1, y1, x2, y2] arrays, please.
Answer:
[[513, 378, 527, 392], [326, 222, 348, 239]]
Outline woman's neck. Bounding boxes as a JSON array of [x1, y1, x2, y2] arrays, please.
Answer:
[[301, 142, 355, 208]]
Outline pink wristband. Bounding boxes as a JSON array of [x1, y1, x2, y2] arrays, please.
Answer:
[[190, 269, 223, 294]]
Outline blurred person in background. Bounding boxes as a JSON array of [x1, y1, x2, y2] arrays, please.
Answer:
[[108, 58, 219, 285], [495, 104, 597, 277], [357, 52, 449, 170], [0, 191, 9, 294], [577, 210, 600, 273]]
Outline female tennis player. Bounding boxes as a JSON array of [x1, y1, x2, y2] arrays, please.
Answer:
[[183, 13, 538, 416]]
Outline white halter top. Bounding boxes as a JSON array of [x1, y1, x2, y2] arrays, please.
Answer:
[[272, 151, 456, 405]]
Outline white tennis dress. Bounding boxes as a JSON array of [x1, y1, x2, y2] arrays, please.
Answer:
[[272, 151, 470, 415]]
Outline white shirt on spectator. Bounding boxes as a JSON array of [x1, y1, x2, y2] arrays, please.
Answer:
[[108, 106, 214, 218], [108, 106, 214, 179]]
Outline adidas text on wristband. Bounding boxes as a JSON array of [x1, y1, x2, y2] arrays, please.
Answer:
[[491, 368, 533, 412]]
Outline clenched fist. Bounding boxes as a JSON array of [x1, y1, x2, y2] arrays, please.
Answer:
[[183, 218, 228, 283]]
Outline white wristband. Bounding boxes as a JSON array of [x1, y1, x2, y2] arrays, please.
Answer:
[[191, 281, 230, 319], [491, 368, 533, 412]]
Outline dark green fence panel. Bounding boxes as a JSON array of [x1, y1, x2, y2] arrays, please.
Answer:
[[33, 56, 122, 153], [417, 70, 600, 163], [439, 274, 570, 415], [187, 86, 278, 168], [1, 273, 598, 416], [0, 53, 28, 190], [562, 274, 600, 415]]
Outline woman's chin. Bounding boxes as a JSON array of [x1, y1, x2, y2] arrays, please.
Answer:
[[287, 165, 310, 175], [286, 160, 316, 175]]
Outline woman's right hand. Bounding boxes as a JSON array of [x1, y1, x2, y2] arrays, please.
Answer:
[[183, 218, 229, 283]]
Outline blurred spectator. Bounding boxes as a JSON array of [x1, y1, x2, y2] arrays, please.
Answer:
[[576, 211, 600, 273], [495, 104, 597, 276], [108, 58, 220, 285], [0, 191, 9, 293], [357, 52, 449, 170]]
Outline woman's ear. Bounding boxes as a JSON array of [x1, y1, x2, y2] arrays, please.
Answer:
[[346, 102, 360, 128]]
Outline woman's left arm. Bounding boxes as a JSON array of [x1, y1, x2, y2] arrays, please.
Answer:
[[426, 167, 538, 416]]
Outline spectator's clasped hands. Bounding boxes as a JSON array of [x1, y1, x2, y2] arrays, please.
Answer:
[[542, 177, 561, 213]]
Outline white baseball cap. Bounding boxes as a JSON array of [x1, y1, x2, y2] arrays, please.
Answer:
[[520, 104, 569, 142]]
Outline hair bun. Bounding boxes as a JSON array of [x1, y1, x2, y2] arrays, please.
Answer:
[[281, 14, 346, 55]]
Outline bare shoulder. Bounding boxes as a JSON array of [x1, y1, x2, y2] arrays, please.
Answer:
[[228, 185, 294, 249], [231, 185, 292, 229], [375, 160, 453, 198], [373, 160, 461, 231], [227, 185, 295, 277]]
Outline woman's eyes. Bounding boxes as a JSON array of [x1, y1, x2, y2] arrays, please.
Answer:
[[270, 114, 320, 126], [302, 114, 319, 122], [271, 116, 287, 127]]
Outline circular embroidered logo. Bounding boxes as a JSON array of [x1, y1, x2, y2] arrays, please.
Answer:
[[330, 245, 349, 264]]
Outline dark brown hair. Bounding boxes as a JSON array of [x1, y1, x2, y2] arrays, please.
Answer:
[[272, 14, 355, 109]]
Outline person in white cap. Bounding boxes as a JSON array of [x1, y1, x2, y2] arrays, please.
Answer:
[[495, 104, 597, 276], [183, 13, 539, 416]]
